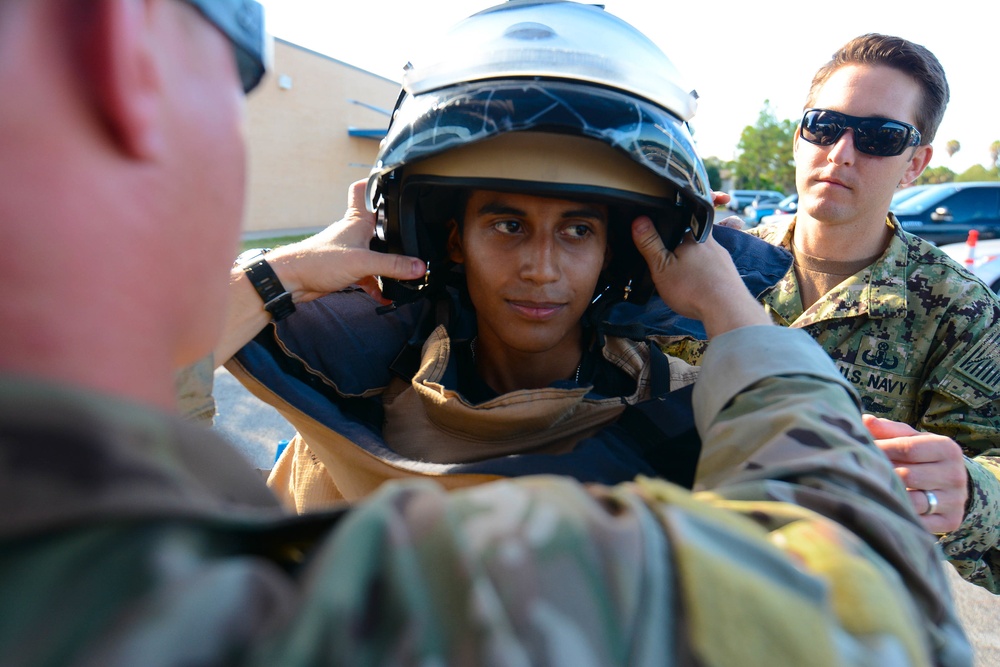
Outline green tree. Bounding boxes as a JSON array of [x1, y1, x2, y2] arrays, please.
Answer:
[[732, 101, 796, 194], [702, 156, 725, 191], [914, 165, 955, 185], [956, 164, 1000, 182]]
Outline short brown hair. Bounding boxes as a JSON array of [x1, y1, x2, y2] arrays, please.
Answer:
[[805, 33, 950, 145]]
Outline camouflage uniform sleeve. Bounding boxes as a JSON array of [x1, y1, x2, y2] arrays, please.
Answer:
[[918, 317, 1000, 591], [660, 335, 709, 366], [2, 337, 973, 666], [921, 324, 1000, 451], [938, 454, 1000, 593]]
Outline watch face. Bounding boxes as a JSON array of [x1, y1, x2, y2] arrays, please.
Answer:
[[233, 247, 271, 268]]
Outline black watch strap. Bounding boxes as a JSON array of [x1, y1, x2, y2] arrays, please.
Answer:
[[243, 258, 296, 322]]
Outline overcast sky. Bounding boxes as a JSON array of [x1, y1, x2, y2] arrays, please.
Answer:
[[258, 0, 999, 174]]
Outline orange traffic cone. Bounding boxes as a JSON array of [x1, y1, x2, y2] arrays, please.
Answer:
[[965, 229, 979, 268]]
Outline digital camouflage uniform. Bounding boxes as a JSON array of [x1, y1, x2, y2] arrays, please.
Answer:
[[670, 215, 1000, 593], [0, 327, 973, 666]]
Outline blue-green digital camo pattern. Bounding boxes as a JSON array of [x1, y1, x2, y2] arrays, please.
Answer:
[[669, 215, 1000, 593], [0, 327, 973, 666]]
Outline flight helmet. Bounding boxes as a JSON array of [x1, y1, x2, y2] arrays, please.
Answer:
[[367, 0, 714, 306]]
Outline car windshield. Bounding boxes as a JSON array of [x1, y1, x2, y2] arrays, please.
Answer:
[[777, 194, 797, 207], [893, 185, 958, 214], [890, 186, 929, 207]]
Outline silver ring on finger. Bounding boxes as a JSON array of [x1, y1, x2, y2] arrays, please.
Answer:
[[920, 489, 939, 516]]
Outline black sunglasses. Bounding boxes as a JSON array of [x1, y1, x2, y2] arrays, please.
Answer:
[[182, 0, 270, 93], [799, 108, 922, 157]]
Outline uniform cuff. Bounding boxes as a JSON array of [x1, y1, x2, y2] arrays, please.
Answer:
[[693, 326, 858, 434]]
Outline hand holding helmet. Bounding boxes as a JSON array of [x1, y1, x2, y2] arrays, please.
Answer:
[[630, 217, 772, 337], [265, 180, 426, 304]]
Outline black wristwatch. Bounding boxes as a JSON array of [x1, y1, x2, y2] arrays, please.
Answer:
[[236, 248, 296, 322]]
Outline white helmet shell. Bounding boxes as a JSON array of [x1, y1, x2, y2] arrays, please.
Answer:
[[403, 0, 698, 121]]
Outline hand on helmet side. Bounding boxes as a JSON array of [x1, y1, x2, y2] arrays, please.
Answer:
[[215, 181, 425, 364], [267, 180, 425, 305], [630, 215, 772, 338]]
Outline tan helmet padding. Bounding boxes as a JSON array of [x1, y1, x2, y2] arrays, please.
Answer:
[[404, 132, 675, 199]]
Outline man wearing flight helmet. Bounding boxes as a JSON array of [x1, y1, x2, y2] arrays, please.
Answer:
[[218, 0, 792, 509]]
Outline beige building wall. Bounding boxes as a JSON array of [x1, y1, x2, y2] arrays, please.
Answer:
[[243, 39, 401, 236]]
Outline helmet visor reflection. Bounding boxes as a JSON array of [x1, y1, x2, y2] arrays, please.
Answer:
[[371, 80, 714, 242]]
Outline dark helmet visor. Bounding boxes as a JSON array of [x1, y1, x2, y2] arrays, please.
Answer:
[[370, 80, 714, 242]]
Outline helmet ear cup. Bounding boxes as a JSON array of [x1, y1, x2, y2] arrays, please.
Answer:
[[371, 171, 402, 254], [599, 206, 644, 304], [371, 176, 462, 305], [597, 203, 693, 306], [371, 173, 426, 304]]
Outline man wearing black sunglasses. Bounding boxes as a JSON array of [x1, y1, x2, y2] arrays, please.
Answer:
[[745, 34, 1000, 593]]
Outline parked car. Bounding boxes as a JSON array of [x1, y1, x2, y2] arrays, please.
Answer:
[[892, 182, 1000, 246], [939, 237, 1000, 293], [745, 194, 798, 227], [890, 184, 933, 209], [726, 189, 785, 212]]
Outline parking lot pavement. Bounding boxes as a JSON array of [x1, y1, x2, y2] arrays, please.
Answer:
[[946, 565, 1000, 667], [212, 366, 294, 471]]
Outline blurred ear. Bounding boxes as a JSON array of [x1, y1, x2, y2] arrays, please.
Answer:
[[446, 219, 465, 263], [901, 144, 933, 187], [80, 0, 165, 159]]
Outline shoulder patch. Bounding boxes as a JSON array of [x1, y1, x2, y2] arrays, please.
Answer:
[[955, 329, 1000, 395]]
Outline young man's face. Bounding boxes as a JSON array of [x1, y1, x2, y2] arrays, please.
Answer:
[[448, 190, 610, 359], [794, 64, 933, 231]]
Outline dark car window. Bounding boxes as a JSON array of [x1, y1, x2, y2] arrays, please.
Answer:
[[939, 188, 1000, 222], [894, 185, 957, 215]]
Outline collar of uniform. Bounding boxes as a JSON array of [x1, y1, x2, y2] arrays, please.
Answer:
[[864, 213, 913, 318], [748, 216, 803, 325], [749, 214, 910, 324], [382, 325, 644, 464]]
